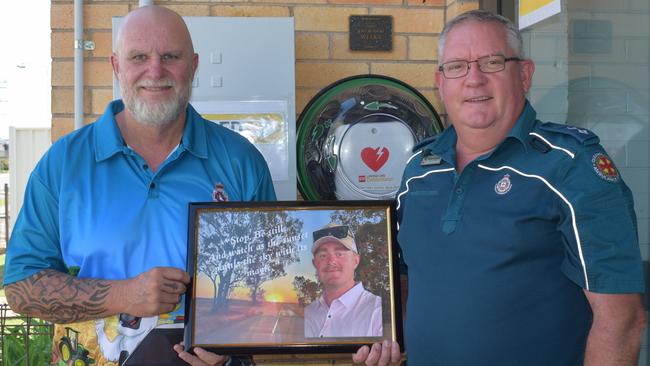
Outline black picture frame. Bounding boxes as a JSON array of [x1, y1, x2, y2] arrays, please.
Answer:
[[184, 200, 403, 356]]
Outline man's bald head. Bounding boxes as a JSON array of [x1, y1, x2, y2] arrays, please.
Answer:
[[115, 5, 194, 55]]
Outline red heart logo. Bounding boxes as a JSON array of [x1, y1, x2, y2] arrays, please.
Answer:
[[361, 147, 390, 172]]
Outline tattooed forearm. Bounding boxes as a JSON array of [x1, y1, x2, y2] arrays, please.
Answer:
[[5, 269, 113, 323]]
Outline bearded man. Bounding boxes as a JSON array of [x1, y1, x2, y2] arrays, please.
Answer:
[[3, 6, 275, 366]]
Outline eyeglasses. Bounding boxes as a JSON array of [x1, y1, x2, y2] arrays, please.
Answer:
[[438, 55, 521, 79], [313, 225, 351, 242]]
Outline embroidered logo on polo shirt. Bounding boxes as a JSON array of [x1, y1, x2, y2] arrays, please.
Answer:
[[495, 174, 512, 195], [592, 153, 619, 182], [212, 183, 229, 202]]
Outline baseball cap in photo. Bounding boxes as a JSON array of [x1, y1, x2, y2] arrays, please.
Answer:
[[312, 223, 358, 254]]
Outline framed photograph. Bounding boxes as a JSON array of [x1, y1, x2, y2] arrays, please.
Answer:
[[184, 200, 403, 355]]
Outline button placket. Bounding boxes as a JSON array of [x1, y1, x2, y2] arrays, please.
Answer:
[[442, 165, 474, 234]]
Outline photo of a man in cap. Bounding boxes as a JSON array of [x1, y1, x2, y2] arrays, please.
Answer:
[[304, 223, 383, 338]]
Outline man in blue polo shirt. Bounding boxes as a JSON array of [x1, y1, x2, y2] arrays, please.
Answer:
[[3, 6, 273, 366], [354, 10, 646, 366]]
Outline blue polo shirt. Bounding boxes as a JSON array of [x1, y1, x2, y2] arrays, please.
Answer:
[[396, 102, 644, 366], [4, 100, 276, 284]]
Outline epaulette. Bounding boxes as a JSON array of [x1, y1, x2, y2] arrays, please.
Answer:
[[538, 122, 599, 145], [412, 134, 441, 153]]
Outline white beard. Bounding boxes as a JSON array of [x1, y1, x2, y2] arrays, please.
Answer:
[[120, 77, 191, 127]]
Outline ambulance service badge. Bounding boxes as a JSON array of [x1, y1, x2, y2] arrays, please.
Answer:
[[495, 174, 512, 195], [591, 153, 619, 182]]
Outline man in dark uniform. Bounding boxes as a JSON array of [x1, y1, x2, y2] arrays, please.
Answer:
[[353, 9, 646, 366]]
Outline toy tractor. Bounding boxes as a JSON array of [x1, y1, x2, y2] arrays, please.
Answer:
[[59, 327, 95, 366]]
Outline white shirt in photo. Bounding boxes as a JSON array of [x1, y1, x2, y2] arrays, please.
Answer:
[[304, 282, 383, 338]]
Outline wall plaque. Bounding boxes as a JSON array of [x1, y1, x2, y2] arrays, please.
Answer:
[[349, 15, 392, 51]]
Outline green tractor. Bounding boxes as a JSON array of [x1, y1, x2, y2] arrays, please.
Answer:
[[59, 327, 95, 366]]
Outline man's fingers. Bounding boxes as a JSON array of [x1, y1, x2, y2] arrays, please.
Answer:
[[142, 267, 188, 294], [130, 288, 182, 316], [174, 343, 206, 365], [352, 345, 370, 363], [120, 268, 187, 316], [162, 280, 186, 294], [174, 344, 228, 366], [365, 342, 382, 365], [138, 288, 182, 307], [194, 347, 228, 366], [390, 341, 401, 363], [160, 267, 191, 284], [156, 267, 190, 294], [377, 340, 391, 366]]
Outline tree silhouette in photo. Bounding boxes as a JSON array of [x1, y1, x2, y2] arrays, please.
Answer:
[[244, 211, 303, 305], [197, 210, 303, 312], [292, 276, 321, 307]]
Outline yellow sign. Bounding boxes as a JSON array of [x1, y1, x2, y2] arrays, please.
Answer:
[[202, 113, 285, 144], [519, 0, 561, 29], [520, 0, 556, 15]]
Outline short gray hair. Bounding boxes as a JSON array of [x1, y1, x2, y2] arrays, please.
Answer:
[[438, 10, 524, 61]]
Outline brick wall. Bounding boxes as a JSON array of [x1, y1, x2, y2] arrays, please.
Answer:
[[50, 0, 478, 141]]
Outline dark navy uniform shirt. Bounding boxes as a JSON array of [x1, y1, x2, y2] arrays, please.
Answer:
[[396, 101, 645, 366]]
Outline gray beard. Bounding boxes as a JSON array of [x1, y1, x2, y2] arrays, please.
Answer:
[[120, 79, 191, 127]]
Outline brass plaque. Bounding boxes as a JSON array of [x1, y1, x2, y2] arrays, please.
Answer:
[[349, 15, 393, 51]]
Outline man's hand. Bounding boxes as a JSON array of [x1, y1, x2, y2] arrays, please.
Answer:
[[115, 267, 190, 317], [352, 340, 401, 366], [173, 343, 229, 366]]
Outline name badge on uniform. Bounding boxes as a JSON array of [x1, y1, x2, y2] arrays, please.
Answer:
[[421, 152, 442, 166]]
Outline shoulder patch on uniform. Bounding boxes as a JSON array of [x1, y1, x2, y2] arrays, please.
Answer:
[[591, 152, 620, 182], [538, 122, 599, 145], [412, 134, 441, 153]]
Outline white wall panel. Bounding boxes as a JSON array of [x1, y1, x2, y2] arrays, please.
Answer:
[[8, 127, 50, 234]]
